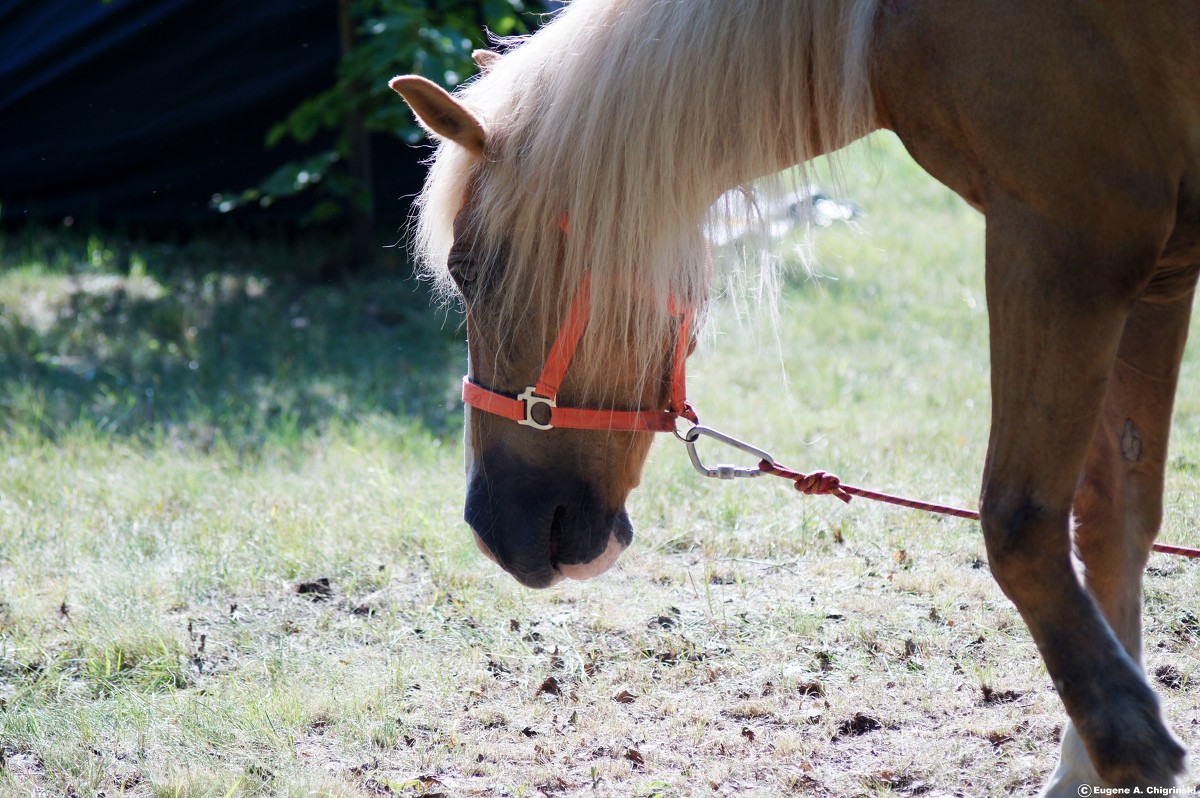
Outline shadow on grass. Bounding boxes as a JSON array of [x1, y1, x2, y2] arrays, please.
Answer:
[[0, 229, 466, 450]]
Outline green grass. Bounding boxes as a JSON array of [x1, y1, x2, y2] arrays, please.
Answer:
[[1, 133, 1198, 797], [0, 230, 463, 450]]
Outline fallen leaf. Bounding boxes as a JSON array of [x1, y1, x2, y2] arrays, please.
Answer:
[[1154, 664, 1185, 689], [987, 731, 1014, 749], [613, 690, 637, 704], [535, 776, 574, 794], [980, 685, 1022, 704], [363, 777, 393, 796], [296, 577, 332, 600], [836, 713, 882, 737], [537, 677, 562, 697]]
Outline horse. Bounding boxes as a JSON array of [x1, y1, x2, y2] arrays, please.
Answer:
[[388, 0, 1200, 792]]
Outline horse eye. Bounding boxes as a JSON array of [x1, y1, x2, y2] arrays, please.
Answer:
[[448, 239, 509, 300], [447, 249, 479, 293]]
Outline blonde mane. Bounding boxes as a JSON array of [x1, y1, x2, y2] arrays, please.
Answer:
[[411, 0, 879, 392]]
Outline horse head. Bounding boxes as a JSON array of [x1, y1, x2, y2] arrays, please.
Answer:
[[391, 73, 696, 588]]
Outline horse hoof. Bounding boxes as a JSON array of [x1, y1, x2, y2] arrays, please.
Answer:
[[1042, 729, 1186, 797], [1084, 690, 1187, 788]]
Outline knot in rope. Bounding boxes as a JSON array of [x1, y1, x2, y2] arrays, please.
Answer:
[[759, 460, 852, 504]]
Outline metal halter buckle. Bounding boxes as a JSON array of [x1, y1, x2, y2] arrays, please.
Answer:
[[517, 387, 556, 430]]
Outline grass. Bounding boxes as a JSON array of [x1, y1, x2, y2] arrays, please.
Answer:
[[1, 133, 1198, 797], [0, 230, 463, 449]]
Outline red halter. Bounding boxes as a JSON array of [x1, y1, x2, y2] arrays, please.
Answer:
[[461, 272, 697, 433]]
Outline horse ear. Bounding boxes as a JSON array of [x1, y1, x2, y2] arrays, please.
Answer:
[[472, 49, 501, 71], [388, 75, 486, 155]]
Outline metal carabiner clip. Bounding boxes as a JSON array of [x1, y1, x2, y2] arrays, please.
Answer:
[[678, 424, 776, 480]]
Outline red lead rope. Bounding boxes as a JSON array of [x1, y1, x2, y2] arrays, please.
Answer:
[[756, 458, 1200, 559]]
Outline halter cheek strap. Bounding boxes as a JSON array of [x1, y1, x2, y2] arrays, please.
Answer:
[[461, 272, 696, 433]]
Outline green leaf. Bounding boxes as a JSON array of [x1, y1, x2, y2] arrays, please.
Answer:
[[217, 0, 537, 224]]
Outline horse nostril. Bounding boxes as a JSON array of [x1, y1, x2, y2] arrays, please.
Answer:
[[549, 505, 566, 563]]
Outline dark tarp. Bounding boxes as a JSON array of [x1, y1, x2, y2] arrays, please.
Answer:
[[0, 0, 423, 228]]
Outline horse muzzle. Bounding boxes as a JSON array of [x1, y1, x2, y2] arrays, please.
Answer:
[[464, 446, 634, 588]]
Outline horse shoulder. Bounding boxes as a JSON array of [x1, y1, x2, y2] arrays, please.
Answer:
[[872, 0, 1196, 251]]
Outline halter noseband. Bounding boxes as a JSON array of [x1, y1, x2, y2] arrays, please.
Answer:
[[461, 271, 697, 433]]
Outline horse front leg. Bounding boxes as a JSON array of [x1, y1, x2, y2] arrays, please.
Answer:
[[1045, 265, 1198, 792], [979, 204, 1186, 790]]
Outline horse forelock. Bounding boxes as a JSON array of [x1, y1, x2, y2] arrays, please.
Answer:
[[411, 0, 879, 396]]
